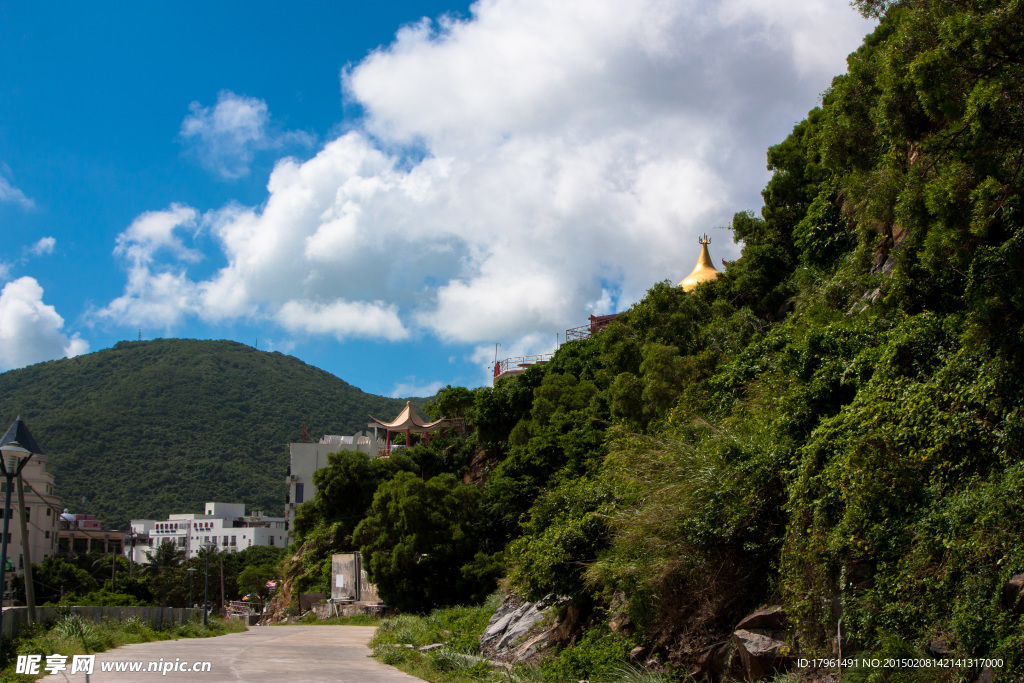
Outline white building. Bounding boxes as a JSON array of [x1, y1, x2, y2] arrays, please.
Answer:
[[129, 502, 287, 564], [285, 431, 377, 532], [0, 419, 61, 574]]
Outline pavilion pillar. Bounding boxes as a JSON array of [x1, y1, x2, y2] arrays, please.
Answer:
[[385, 430, 391, 456]]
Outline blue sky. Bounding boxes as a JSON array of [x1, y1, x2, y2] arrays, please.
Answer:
[[0, 0, 874, 397]]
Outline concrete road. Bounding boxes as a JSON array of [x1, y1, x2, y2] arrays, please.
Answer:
[[58, 625, 422, 682]]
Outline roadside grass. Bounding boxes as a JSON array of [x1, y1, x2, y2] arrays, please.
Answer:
[[369, 596, 673, 683], [370, 595, 500, 682], [279, 613, 382, 626], [0, 613, 247, 682]]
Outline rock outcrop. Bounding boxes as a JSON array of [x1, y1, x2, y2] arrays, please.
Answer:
[[479, 594, 567, 663]]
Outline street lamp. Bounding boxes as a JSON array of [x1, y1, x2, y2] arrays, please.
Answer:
[[187, 566, 197, 608], [0, 418, 41, 648], [201, 542, 216, 626]]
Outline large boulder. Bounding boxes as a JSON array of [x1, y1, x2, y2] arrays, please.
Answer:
[[729, 606, 796, 682], [735, 606, 788, 631], [732, 629, 796, 682]]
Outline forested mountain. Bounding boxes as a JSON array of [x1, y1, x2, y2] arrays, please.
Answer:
[[289, 0, 1024, 678], [0, 339, 423, 528]]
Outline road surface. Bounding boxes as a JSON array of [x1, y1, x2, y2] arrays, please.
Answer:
[[57, 624, 422, 682]]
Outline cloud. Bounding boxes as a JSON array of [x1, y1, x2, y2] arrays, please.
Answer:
[[106, 0, 873, 352], [0, 168, 34, 209], [0, 277, 89, 371], [98, 205, 202, 329], [390, 378, 446, 398], [180, 91, 314, 179], [114, 204, 201, 267], [277, 298, 409, 341], [28, 237, 56, 257], [0, 237, 58, 292]]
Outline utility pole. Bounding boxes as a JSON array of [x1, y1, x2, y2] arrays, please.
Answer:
[[220, 555, 225, 612], [15, 473, 36, 623]]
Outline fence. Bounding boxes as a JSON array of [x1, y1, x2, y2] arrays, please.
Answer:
[[2, 605, 202, 641], [564, 324, 591, 342], [494, 354, 553, 379]]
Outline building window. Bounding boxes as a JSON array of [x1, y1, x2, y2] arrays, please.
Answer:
[[222, 536, 228, 546], [204, 536, 209, 543], [269, 536, 275, 546], [230, 536, 236, 546], [295, 483, 304, 504], [46, 508, 51, 517], [45, 531, 50, 539], [24, 507, 29, 522]]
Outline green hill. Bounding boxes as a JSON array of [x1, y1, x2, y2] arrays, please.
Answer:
[[0, 339, 426, 528]]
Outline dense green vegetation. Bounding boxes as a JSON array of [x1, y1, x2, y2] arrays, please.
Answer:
[[0, 338, 425, 527], [292, 0, 1024, 678], [12, 544, 288, 610]]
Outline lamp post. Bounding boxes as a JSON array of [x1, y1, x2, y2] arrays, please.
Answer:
[[187, 566, 197, 608], [0, 419, 41, 648], [201, 542, 215, 626]]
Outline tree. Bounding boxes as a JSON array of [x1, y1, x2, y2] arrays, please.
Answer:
[[144, 541, 185, 568], [354, 472, 489, 612], [238, 564, 278, 599], [28, 556, 98, 604]]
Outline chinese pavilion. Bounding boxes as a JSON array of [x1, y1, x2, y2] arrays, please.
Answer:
[[367, 401, 447, 456]]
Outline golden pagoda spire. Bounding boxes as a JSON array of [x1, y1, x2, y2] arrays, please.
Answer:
[[678, 234, 721, 291]]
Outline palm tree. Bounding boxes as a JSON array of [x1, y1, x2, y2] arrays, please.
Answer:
[[143, 541, 186, 606], [145, 541, 185, 569]]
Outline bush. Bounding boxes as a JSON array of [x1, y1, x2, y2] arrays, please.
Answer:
[[538, 626, 636, 682]]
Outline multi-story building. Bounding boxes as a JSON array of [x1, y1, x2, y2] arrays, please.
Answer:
[[285, 431, 377, 532], [129, 502, 287, 564], [56, 512, 123, 556], [0, 419, 62, 572]]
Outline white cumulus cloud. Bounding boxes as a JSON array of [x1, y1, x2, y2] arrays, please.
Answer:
[[106, 0, 873, 354], [180, 90, 314, 180], [99, 205, 202, 329], [0, 277, 89, 371], [277, 298, 409, 341]]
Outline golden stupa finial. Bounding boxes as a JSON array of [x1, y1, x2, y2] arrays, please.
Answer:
[[678, 234, 721, 291]]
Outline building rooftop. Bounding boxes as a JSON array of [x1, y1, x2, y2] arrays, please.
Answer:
[[0, 417, 44, 454]]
